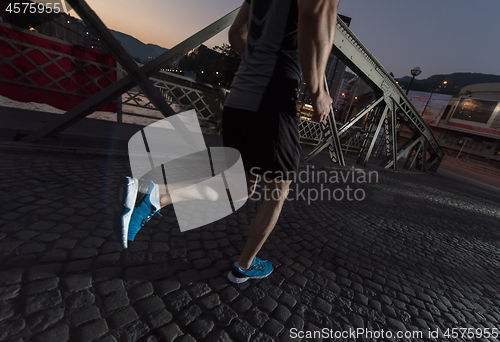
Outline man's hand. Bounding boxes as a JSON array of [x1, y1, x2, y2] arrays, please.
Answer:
[[311, 91, 332, 122]]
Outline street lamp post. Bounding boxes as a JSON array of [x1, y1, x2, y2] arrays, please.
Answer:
[[406, 67, 422, 95], [399, 67, 422, 135]]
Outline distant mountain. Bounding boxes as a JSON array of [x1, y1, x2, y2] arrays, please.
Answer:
[[110, 30, 168, 63], [147, 44, 169, 57], [396, 73, 500, 95]]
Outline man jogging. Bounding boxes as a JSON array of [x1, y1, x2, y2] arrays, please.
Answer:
[[223, 0, 340, 283]]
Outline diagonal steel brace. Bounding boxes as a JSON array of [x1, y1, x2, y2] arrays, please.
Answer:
[[22, 4, 239, 142]]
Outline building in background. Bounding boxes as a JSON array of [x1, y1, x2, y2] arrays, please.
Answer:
[[1, 0, 103, 51], [431, 83, 500, 166]]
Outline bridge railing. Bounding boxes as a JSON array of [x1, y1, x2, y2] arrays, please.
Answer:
[[116, 64, 227, 128]]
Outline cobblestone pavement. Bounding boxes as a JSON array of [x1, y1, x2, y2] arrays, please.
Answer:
[[1, 148, 500, 342]]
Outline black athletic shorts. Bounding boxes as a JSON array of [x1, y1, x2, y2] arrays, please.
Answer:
[[222, 106, 301, 180]]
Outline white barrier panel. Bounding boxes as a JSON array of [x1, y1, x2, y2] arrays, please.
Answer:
[[128, 110, 247, 231]]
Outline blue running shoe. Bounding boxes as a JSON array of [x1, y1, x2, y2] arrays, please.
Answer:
[[121, 177, 161, 248], [227, 257, 273, 284], [121, 177, 138, 248]]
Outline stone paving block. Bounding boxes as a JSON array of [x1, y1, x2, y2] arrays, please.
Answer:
[[0, 319, 25, 340], [314, 297, 332, 315], [165, 290, 192, 312], [304, 308, 323, 326], [276, 266, 294, 278], [416, 291, 433, 304], [146, 308, 172, 329], [190, 319, 215, 339], [0, 284, 20, 301], [266, 286, 283, 301], [409, 296, 425, 309], [387, 317, 406, 332], [135, 295, 165, 316], [53, 238, 78, 249], [354, 293, 369, 306], [157, 323, 183, 342], [364, 279, 383, 293], [462, 310, 477, 323], [66, 290, 95, 309], [33, 324, 69, 342], [102, 291, 129, 312], [76, 318, 109, 342], [63, 274, 92, 293], [200, 293, 221, 310], [211, 304, 238, 326], [350, 313, 364, 329], [244, 308, 269, 328], [0, 239, 23, 256], [351, 281, 364, 294], [220, 286, 239, 303], [263, 318, 284, 337], [25, 263, 63, 281], [154, 280, 181, 297], [70, 247, 99, 259], [231, 296, 252, 314], [28, 221, 57, 231], [290, 273, 307, 287], [93, 266, 122, 281], [129, 282, 154, 301], [70, 306, 101, 327], [327, 281, 341, 295], [285, 314, 305, 333], [177, 305, 202, 326], [258, 296, 278, 314], [178, 269, 201, 284], [119, 320, 150, 342], [95, 279, 125, 296], [192, 258, 212, 270], [94, 253, 120, 266], [437, 294, 452, 308], [273, 304, 292, 323], [230, 319, 257, 342], [392, 298, 407, 310], [402, 285, 416, 297], [26, 305, 63, 331], [25, 289, 62, 315], [66, 259, 93, 273], [178, 334, 197, 342], [23, 277, 59, 295], [96, 335, 117, 342]]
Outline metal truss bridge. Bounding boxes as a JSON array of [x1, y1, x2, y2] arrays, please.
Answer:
[[18, 1, 443, 172]]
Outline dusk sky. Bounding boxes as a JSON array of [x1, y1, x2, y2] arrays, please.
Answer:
[[80, 0, 500, 79]]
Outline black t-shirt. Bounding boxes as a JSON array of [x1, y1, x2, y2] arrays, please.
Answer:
[[225, 0, 300, 115]]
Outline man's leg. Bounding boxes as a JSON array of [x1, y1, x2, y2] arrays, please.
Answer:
[[238, 177, 291, 268], [158, 171, 258, 208], [122, 170, 255, 248]]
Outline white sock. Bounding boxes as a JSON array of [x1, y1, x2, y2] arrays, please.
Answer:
[[235, 262, 250, 271], [150, 183, 161, 210]]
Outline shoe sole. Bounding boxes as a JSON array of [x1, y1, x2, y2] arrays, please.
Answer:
[[227, 269, 273, 284], [120, 177, 138, 248]]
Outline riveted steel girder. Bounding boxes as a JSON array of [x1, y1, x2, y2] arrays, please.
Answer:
[[304, 17, 444, 171]]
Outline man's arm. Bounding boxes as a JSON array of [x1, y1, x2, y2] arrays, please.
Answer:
[[297, 0, 339, 122], [228, 1, 250, 55]]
